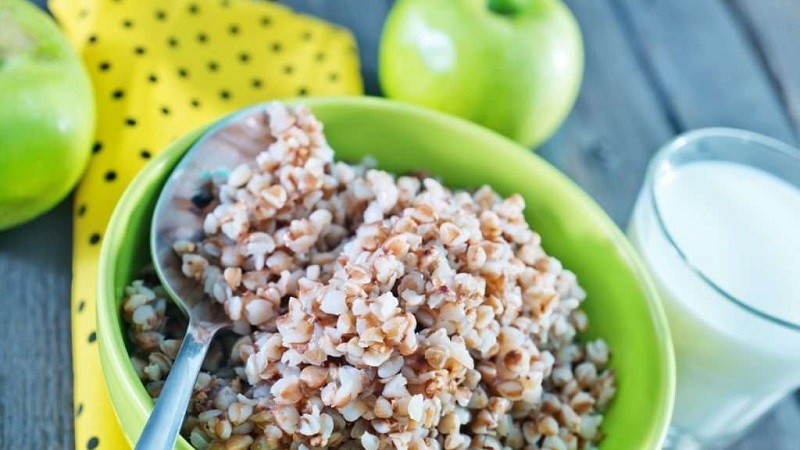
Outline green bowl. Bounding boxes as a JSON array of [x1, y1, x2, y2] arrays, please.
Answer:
[[98, 97, 674, 449]]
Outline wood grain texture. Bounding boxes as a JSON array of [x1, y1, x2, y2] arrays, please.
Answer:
[[2, 0, 800, 449], [611, 0, 798, 145], [539, 0, 674, 225], [728, 0, 800, 135], [535, 0, 800, 448], [0, 200, 74, 450], [730, 395, 800, 450]]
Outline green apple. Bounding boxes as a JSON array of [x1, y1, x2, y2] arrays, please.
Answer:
[[380, 0, 583, 148], [0, 0, 94, 230]]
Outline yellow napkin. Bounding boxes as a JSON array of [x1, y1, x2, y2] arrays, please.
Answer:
[[48, 0, 362, 447]]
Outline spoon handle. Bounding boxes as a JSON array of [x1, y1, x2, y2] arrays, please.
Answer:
[[134, 322, 217, 450]]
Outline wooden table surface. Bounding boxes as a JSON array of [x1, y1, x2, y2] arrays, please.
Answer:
[[2, 1, 799, 448]]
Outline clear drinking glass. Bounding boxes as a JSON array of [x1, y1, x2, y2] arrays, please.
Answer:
[[627, 128, 800, 449]]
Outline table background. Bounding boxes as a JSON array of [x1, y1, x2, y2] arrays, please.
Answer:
[[2, 0, 799, 448]]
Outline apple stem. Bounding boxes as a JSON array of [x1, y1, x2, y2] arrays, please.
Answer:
[[487, 0, 533, 15]]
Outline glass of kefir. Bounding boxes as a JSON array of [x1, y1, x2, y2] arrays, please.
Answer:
[[628, 128, 800, 449]]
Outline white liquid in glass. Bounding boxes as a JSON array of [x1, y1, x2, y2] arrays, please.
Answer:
[[629, 160, 800, 445]]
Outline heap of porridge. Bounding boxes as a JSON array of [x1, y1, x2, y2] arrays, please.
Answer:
[[123, 103, 615, 450]]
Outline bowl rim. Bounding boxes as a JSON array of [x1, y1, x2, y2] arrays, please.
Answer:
[[98, 96, 675, 449], [97, 126, 208, 448]]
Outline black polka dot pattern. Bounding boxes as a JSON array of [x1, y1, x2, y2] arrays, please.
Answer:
[[64, 3, 362, 442]]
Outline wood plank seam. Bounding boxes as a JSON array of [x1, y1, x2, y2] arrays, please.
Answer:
[[725, 0, 800, 143], [606, 0, 682, 134]]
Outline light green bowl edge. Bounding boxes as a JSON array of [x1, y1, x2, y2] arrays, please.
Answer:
[[98, 96, 675, 449]]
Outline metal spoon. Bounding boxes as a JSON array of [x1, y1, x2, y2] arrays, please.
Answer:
[[136, 106, 275, 450]]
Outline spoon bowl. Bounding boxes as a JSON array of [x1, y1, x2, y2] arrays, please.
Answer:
[[136, 107, 277, 449], [151, 107, 276, 322]]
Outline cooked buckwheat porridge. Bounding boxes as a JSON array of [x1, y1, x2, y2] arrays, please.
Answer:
[[122, 103, 616, 450]]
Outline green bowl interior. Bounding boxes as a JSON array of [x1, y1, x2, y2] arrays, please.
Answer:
[[98, 97, 674, 449]]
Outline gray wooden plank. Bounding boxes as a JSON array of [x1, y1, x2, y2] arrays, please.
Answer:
[[611, 0, 798, 145], [280, 0, 396, 95], [0, 199, 74, 450], [540, 0, 674, 226], [606, 1, 800, 448], [729, 395, 800, 450], [728, 0, 800, 137], [727, 0, 800, 434], [0, 3, 76, 450], [544, 1, 800, 448]]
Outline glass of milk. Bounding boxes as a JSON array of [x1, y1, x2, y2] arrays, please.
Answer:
[[627, 128, 800, 449]]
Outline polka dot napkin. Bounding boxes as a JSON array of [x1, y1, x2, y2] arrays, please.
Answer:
[[48, 0, 363, 447]]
